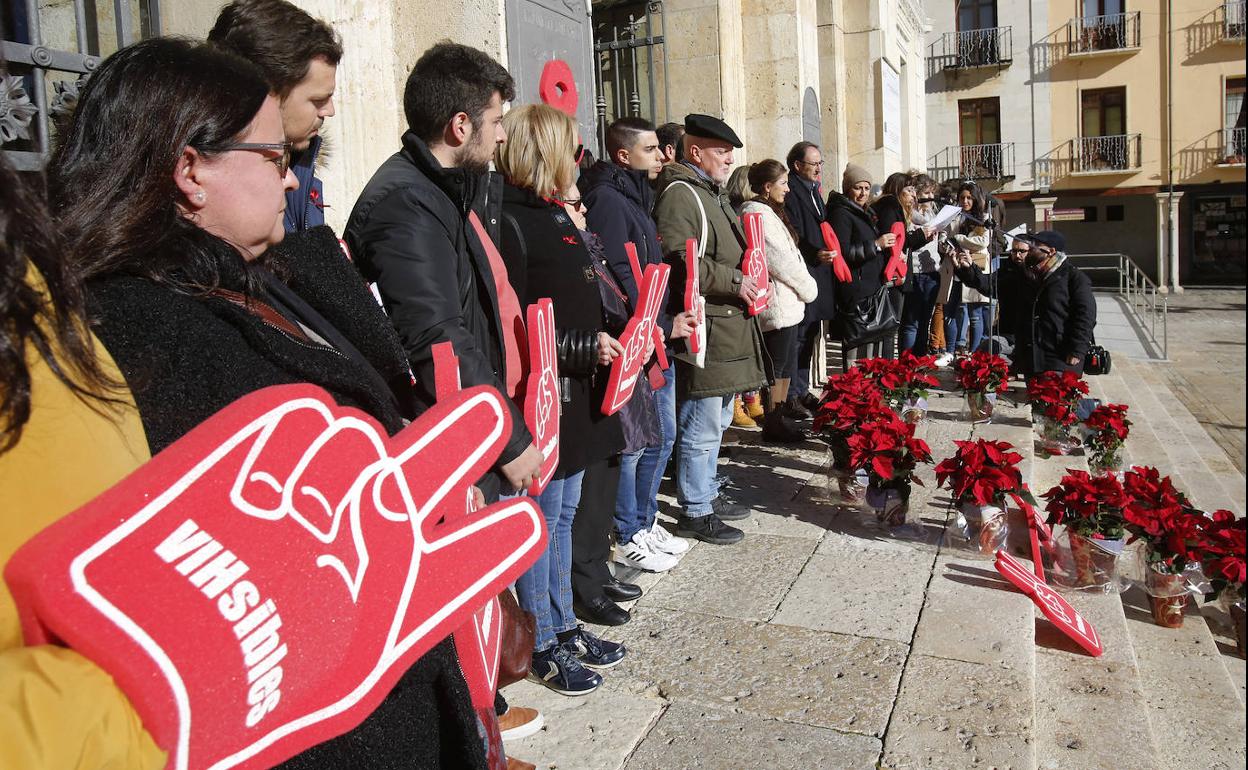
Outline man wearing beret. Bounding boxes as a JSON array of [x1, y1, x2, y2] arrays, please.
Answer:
[[653, 114, 768, 545]]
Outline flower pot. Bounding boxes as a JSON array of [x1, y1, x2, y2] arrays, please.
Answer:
[[1144, 569, 1188, 628], [957, 502, 1007, 554], [900, 396, 929, 424], [1086, 450, 1123, 477], [965, 391, 997, 423], [1033, 414, 1079, 456], [828, 465, 868, 504], [1067, 532, 1123, 588], [867, 484, 909, 527], [1231, 602, 1246, 659]]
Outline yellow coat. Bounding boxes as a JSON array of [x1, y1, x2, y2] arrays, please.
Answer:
[[0, 311, 166, 769]]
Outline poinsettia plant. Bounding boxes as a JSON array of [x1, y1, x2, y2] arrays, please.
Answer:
[[1121, 465, 1201, 575], [1196, 510, 1246, 603], [856, 352, 940, 406], [814, 369, 890, 467], [1082, 403, 1131, 469], [1042, 469, 1129, 540], [934, 439, 1025, 507], [954, 352, 1011, 396], [1026, 371, 1090, 427], [846, 411, 932, 493]]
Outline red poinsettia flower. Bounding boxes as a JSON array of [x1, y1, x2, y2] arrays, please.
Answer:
[[935, 439, 1025, 506], [1026, 371, 1089, 426], [1197, 511, 1246, 588], [813, 369, 890, 434], [856, 352, 940, 404], [954, 352, 1011, 395], [1042, 469, 1129, 538], [1120, 465, 1204, 572], [846, 411, 932, 485], [1085, 403, 1131, 443]]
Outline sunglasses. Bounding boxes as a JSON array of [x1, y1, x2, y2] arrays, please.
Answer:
[[557, 196, 584, 211], [574, 143, 586, 164], [222, 141, 293, 176]]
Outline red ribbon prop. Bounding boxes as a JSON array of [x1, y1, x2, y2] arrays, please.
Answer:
[[538, 60, 578, 117], [684, 238, 707, 368], [602, 263, 670, 415], [994, 550, 1104, 657], [740, 211, 770, 316], [1009, 489, 1048, 581], [523, 299, 560, 495], [883, 221, 907, 282], [820, 222, 853, 283], [623, 242, 669, 370], [5, 384, 546, 770]]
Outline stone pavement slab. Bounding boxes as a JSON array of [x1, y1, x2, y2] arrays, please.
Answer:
[[623, 702, 881, 770], [602, 606, 908, 737]]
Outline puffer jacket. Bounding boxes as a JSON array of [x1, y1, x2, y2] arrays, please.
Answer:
[[826, 191, 887, 307], [739, 200, 817, 332], [654, 162, 768, 398]]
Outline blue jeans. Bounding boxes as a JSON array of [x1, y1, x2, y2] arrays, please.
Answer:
[[944, 298, 967, 353], [899, 272, 940, 355], [965, 302, 991, 357], [615, 365, 677, 542], [675, 394, 734, 517], [515, 470, 584, 652], [789, 310, 821, 401]]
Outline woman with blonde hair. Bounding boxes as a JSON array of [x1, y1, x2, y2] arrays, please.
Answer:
[[739, 159, 817, 442], [494, 103, 628, 697]]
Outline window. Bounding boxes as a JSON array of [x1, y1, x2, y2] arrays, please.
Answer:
[[1083, 0, 1125, 17], [959, 97, 1001, 145], [1226, 77, 1246, 162], [1078, 88, 1132, 170], [1082, 87, 1126, 137], [1106, 204, 1125, 221], [956, 0, 998, 31], [1083, 206, 1099, 222]]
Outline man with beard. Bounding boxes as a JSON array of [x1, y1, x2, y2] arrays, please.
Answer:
[[208, 0, 341, 233], [345, 43, 542, 498]]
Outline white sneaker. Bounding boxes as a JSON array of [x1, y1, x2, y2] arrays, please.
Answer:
[[646, 521, 691, 555], [934, 352, 954, 368], [615, 532, 680, 572]]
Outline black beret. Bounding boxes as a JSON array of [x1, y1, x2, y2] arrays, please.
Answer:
[[683, 113, 743, 148]]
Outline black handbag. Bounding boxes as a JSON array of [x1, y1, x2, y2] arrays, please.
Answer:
[[1084, 340, 1111, 375], [839, 285, 901, 349]]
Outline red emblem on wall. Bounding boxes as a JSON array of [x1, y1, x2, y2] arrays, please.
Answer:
[[740, 211, 770, 316], [602, 263, 670, 415], [538, 60, 578, 117]]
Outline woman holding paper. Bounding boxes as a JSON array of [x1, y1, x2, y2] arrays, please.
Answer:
[[871, 173, 936, 356], [494, 104, 628, 697]]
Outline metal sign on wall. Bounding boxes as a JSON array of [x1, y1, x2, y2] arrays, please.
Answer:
[[878, 57, 901, 151], [802, 86, 821, 146], [506, 0, 596, 153]]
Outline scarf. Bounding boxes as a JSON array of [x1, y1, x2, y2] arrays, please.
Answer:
[[1025, 250, 1066, 283]]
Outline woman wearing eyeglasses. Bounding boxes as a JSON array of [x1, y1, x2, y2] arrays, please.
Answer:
[[47, 38, 487, 767]]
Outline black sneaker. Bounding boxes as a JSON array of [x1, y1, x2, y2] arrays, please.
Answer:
[[563, 626, 626, 669], [762, 411, 807, 443], [676, 513, 745, 545], [711, 498, 751, 521], [785, 397, 812, 420], [529, 644, 602, 695], [799, 392, 821, 413]]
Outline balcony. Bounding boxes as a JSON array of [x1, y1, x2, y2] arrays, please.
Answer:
[[927, 27, 1013, 77], [1072, 134, 1142, 174], [1066, 12, 1141, 57], [1220, 127, 1247, 165], [1224, 1, 1247, 41], [927, 143, 1016, 182]]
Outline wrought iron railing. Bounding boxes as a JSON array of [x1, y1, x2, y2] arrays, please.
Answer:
[[928, 142, 1016, 181], [1067, 253, 1168, 360], [1073, 134, 1141, 173], [1067, 12, 1141, 55], [1225, 0, 1247, 40], [1223, 127, 1247, 163], [928, 26, 1013, 74]]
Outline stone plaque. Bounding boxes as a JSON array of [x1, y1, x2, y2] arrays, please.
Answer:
[[506, 0, 596, 150], [802, 86, 821, 145]]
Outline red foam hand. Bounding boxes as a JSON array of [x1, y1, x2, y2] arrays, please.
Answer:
[[684, 239, 706, 364], [820, 222, 853, 283], [538, 60, 578, 117], [884, 221, 907, 282], [431, 341, 461, 400], [623, 242, 668, 371], [5, 384, 546, 770], [602, 263, 670, 415], [523, 299, 559, 495], [740, 211, 770, 315], [995, 551, 1103, 657]]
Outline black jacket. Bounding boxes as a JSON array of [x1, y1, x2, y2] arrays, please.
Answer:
[[826, 191, 887, 307], [870, 195, 933, 295], [578, 160, 675, 341], [957, 257, 1097, 375], [344, 131, 532, 491], [784, 174, 836, 321], [86, 226, 486, 770], [499, 183, 624, 472]]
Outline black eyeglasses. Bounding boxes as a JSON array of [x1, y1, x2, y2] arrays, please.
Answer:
[[222, 141, 293, 176], [800, 159, 825, 167], [556, 196, 584, 210]]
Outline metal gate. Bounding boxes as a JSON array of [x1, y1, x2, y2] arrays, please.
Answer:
[[1, 0, 160, 170], [592, 0, 668, 156]]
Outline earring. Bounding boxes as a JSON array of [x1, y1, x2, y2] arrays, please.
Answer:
[[195, 191, 206, 203]]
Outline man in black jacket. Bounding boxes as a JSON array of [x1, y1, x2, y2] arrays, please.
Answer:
[[344, 43, 541, 497], [783, 141, 836, 414]]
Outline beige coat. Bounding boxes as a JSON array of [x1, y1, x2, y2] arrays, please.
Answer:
[[739, 200, 818, 333], [956, 226, 992, 303]]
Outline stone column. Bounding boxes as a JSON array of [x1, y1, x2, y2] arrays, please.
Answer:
[[1154, 192, 1169, 291], [1168, 191, 1185, 293], [1031, 196, 1057, 230]]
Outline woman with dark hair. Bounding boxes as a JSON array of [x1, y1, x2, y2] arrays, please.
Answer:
[[899, 173, 944, 355], [739, 159, 816, 442], [951, 181, 994, 358], [0, 81, 164, 770], [871, 172, 935, 356], [46, 37, 486, 768]]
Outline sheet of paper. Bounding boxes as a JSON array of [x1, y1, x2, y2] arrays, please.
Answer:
[[927, 204, 963, 231]]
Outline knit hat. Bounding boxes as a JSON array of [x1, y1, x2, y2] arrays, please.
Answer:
[[842, 162, 871, 194]]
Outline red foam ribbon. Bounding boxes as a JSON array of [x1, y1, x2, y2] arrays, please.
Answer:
[[883, 221, 907, 282], [820, 222, 853, 283]]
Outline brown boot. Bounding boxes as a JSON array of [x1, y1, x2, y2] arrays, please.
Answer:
[[731, 396, 758, 428], [506, 758, 537, 770]]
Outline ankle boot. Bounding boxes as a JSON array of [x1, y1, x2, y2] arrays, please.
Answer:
[[743, 391, 765, 420], [731, 396, 758, 428]]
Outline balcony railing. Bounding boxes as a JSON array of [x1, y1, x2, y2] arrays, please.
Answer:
[[1072, 134, 1142, 173], [928, 27, 1013, 75], [1222, 127, 1247, 164], [1067, 12, 1141, 55], [928, 143, 1016, 182], [1225, 1, 1247, 40]]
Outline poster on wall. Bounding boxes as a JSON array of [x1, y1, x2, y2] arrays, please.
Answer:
[[879, 58, 901, 151]]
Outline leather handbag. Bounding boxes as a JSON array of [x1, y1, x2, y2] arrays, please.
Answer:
[[496, 588, 535, 688], [838, 284, 902, 349], [1084, 339, 1111, 375]]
